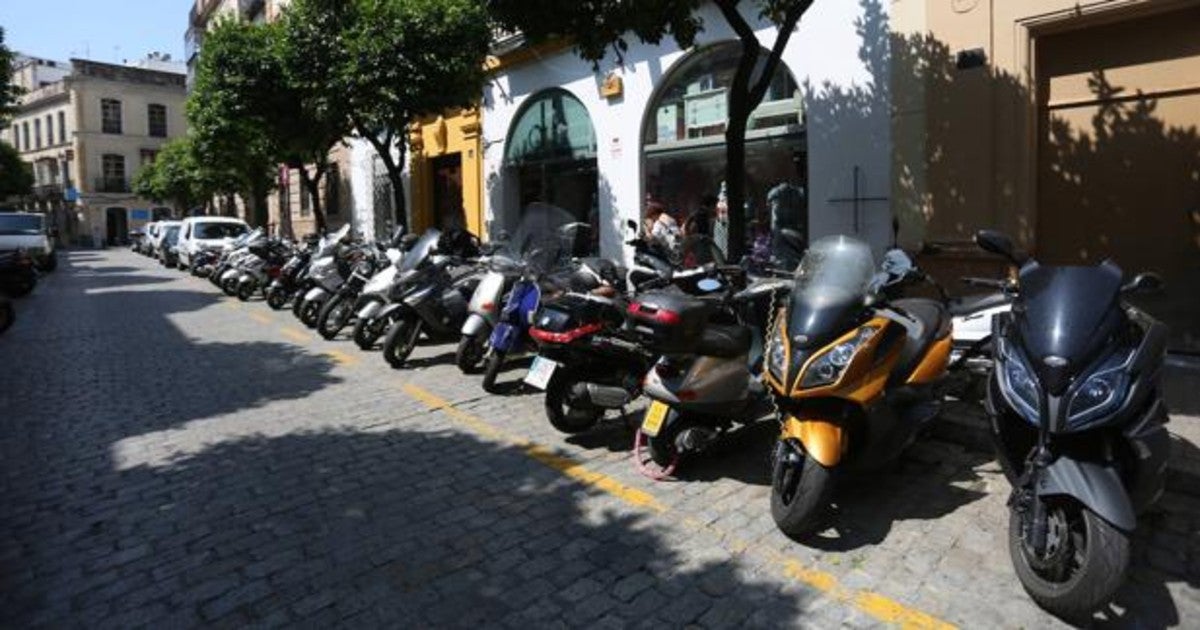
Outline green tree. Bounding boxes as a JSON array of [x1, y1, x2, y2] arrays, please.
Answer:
[[273, 0, 357, 232], [0, 140, 32, 199], [132, 138, 207, 216], [488, 0, 816, 259], [345, 0, 491, 230], [0, 27, 22, 128], [187, 18, 280, 228]]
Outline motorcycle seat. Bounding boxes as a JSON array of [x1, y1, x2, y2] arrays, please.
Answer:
[[947, 292, 1008, 317], [889, 298, 951, 384], [697, 324, 752, 358]]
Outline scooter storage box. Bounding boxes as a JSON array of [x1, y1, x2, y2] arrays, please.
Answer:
[[625, 291, 713, 354], [534, 294, 623, 335]]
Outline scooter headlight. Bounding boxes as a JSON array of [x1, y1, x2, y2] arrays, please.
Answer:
[[997, 340, 1040, 426], [765, 316, 788, 382], [800, 325, 879, 389], [1066, 348, 1132, 429]]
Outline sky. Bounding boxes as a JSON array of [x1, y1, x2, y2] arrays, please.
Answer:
[[1, 0, 193, 65]]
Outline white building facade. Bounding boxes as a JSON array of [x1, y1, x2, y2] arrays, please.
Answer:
[[481, 1, 892, 261]]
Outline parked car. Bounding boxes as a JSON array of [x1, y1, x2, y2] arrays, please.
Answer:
[[177, 217, 251, 270], [151, 221, 182, 260], [0, 212, 57, 271], [139, 222, 160, 255], [0, 249, 37, 297], [158, 224, 183, 267]]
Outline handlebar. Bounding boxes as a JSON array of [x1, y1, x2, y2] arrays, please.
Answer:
[[961, 276, 1009, 290]]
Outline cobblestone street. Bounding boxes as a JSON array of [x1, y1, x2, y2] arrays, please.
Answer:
[[1, 250, 1196, 628]]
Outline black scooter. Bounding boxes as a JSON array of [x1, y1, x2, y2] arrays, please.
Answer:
[[975, 230, 1170, 620]]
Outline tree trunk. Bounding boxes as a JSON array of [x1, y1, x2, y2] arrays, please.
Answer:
[[724, 107, 750, 262], [360, 126, 408, 232], [298, 162, 327, 234]]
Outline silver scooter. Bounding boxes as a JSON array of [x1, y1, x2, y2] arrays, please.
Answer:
[[295, 225, 352, 328]]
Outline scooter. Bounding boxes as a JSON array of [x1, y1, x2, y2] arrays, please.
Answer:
[[266, 235, 319, 310], [378, 229, 483, 368], [235, 235, 292, 301], [315, 244, 389, 340], [625, 267, 786, 478], [295, 225, 353, 328], [763, 236, 954, 539], [350, 231, 420, 349], [974, 230, 1169, 620], [455, 252, 520, 372]]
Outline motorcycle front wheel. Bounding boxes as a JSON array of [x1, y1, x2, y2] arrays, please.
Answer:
[[266, 287, 289, 310], [381, 316, 421, 368], [352, 315, 387, 350], [316, 294, 352, 340], [544, 372, 602, 434], [455, 334, 487, 373], [1008, 498, 1129, 620], [300, 299, 323, 328], [769, 440, 835, 540], [481, 351, 506, 393], [236, 281, 256, 302], [221, 276, 239, 297]]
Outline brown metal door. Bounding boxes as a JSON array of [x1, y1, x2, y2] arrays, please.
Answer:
[[1037, 6, 1200, 353]]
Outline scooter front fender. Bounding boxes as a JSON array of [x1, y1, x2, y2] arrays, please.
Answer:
[[304, 287, 328, 303], [357, 299, 384, 321], [781, 416, 846, 467], [461, 313, 490, 338], [1036, 456, 1136, 532]]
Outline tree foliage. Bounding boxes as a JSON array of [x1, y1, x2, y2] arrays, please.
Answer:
[[132, 138, 207, 215], [346, 0, 492, 230], [0, 139, 32, 198], [0, 27, 22, 128], [187, 18, 279, 225], [487, 0, 816, 259]]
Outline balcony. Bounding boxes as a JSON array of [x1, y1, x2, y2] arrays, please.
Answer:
[[93, 177, 131, 193]]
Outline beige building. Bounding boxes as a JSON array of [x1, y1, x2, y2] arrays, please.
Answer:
[[892, 0, 1200, 354], [1, 56, 189, 246]]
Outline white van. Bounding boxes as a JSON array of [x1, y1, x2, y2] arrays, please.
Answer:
[[177, 217, 250, 270], [0, 212, 57, 271]]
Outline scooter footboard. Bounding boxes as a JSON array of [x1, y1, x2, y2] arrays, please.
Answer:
[[489, 323, 520, 352], [781, 415, 847, 467]]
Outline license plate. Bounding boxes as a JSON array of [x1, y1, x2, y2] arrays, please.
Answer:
[[641, 401, 670, 437], [523, 356, 558, 390]]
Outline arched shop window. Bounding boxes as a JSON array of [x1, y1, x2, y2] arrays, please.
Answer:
[[643, 41, 807, 258], [503, 89, 598, 252]]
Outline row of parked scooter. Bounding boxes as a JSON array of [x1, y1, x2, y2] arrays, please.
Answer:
[[173, 203, 1170, 622]]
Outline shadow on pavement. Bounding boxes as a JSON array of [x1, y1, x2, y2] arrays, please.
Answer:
[[1, 428, 812, 627]]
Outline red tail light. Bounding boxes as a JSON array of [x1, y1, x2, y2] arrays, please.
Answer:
[[627, 302, 682, 325], [529, 323, 602, 345]]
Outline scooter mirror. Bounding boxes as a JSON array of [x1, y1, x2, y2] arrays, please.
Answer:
[[974, 229, 1021, 265], [1123, 272, 1164, 294], [626, 219, 638, 232]]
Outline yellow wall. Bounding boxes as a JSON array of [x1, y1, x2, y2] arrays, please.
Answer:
[[408, 108, 484, 237]]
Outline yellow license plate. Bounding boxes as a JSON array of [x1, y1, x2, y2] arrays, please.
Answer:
[[641, 401, 670, 437]]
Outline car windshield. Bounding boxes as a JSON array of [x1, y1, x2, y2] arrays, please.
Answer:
[[164, 227, 181, 244], [195, 223, 248, 240], [793, 236, 876, 297], [0, 215, 44, 235]]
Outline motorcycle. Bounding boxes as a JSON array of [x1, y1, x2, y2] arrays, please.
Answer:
[[235, 234, 292, 302], [378, 229, 483, 368], [295, 225, 354, 328], [481, 206, 597, 392], [974, 229, 1169, 619], [763, 236, 955, 538], [265, 235, 319, 310], [349, 230, 421, 349], [316, 240, 397, 340]]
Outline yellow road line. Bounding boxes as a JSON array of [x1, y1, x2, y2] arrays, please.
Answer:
[[325, 349, 360, 366], [280, 328, 309, 343], [400, 382, 954, 629], [249, 313, 273, 325]]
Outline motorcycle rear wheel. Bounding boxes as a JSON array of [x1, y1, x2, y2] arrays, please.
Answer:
[[544, 373, 602, 434], [1008, 499, 1129, 621], [317, 294, 352, 340], [381, 317, 421, 368], [769, 441, 835, 540], [455, 334, 486, 373]]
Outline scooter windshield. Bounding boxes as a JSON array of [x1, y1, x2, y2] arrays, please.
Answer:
[[398, 229, 441, 273], [787, 236, 875, 348], [501, 203, 589, 275], [1016, 260, 1124, 377]]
